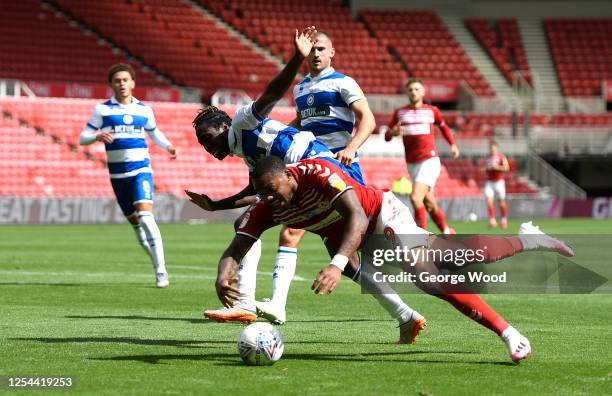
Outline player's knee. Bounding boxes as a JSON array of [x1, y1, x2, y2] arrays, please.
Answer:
[[424, 200, 437, 212], [410, 192, 423, 205], [279, 228, 303, 247]]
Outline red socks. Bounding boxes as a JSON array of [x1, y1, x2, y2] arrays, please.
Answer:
[[487, 203, 495, 220], [500, 203, 507, 218], [438, 293, 509, 335], [415, 206, 427, 228], [430, 207, 448, 232], [461, 235, 524, 263]]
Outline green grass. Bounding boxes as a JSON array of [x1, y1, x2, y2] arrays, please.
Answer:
[[0, 219, 611, 395]]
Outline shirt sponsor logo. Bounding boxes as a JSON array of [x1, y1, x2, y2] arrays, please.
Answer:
[[112, 125, 144, 134], [300, 106, 330, 119]]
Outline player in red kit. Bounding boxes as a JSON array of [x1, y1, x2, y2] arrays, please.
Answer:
[[211, 155, 574, 363], [385, 78, 458, 235], [484, 140, 510, 229]]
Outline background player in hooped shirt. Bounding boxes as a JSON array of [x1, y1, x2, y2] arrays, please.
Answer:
[[215, 155, 574, 363], [385, 78, 458, 235], [187, 27, 425, 343], [252, 31, 378, 324], [79, 63, 177, 288], [484, 140, 510, 229]]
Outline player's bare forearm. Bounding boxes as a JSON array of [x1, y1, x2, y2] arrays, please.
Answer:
[[212, 185, 257, 210], [186, 185, 255, 211], [346, 100, 375, 152], [332, 191, 369, 258], [254, 27, 315, 117], [216, 235, 256, 306]]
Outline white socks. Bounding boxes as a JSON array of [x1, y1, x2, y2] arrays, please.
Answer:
[[137, 211, 167, 275], [270, 247, 297, 311], [357, 269, 422, 323], [236, 239, 261, 310], [132, 223, 152, 258]]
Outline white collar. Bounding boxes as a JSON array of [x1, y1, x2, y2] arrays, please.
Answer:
[[308, 67, 335, 81], [110, 96, 138, 106]]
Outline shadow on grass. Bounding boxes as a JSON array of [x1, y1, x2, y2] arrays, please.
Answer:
[[92, 351, 514, 366], [11, 337, 230, 349], [0, 282, 97, 287], [66, 315, 207, 324], [13, 336, 428, 347], [65, 315, 389, 325]]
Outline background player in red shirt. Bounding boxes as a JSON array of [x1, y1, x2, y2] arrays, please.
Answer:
[[211, 155, 574, 363], [484, 140, 510, 229], [385, 78, 459, 235]]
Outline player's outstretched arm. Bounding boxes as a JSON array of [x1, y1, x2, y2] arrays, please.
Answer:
[[185, 184, 256, 211], [216, 235, 256, 307], [253, 26, 316, 118], [311, 190, 369, 294]]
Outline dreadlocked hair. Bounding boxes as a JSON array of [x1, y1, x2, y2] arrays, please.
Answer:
[[192, 105, 232, 143]]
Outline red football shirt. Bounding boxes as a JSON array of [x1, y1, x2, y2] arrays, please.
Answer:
[[236, 158, 383, 240], [485, 153, 507, 181], [387, 104, 455, 163]]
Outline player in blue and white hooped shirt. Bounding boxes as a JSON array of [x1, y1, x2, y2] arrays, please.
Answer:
[[188, 28, 424, 345], [251, 31, 424, 337], [79, 63, 177, 288]]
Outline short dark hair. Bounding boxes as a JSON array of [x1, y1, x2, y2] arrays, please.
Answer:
[[490, 139, 498, 147], [192, 105, 232, 144], [405, 77, 424, 87], [315, 30, 332, 44], [108, 63, 135, 83], [252, 156, 286, 180]]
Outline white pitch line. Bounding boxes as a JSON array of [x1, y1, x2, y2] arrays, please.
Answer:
[[163, 265, 306, 281], [0, 269, 306, 281]]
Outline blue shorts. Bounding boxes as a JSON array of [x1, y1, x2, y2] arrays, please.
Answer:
[[319, 157, 365, 186], [110, 172, 154, 217]]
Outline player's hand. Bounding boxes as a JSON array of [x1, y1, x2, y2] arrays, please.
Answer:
[[294, 26, 316, 58], [311, 264, 342, 295], [167, 145, 178, 159], [185, 190, 216, 211], [450, 144, 460, 159], [335, 147, 356, 166], [391, 123, 402, 137], [95, 132, 114, 144], [215, 276, 240, 308]]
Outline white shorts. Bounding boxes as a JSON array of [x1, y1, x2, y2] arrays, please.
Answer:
[[407, 156, 441, 189], [374, 191, 431, 249], [484, 179, 506, 199]]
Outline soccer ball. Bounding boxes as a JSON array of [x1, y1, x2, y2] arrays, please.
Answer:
[[468, 212, 478, 222], [237, 322, 284, 366]]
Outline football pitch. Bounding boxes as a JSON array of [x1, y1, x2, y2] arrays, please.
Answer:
[[1, 219, 610, 395]]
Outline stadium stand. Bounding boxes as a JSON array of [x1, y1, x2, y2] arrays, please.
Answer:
[[0, 0, 162, 87], [197, 0, 407, 94], [2, 95, 540, 199], [361, 10, 495, 96], [52, 0, 280, 98], [0, 110, 112, 197], [546, 19, 612, 96], [374, 112, 549, 137], [466, 18, 531, 86], [0, 97, 251, 199]]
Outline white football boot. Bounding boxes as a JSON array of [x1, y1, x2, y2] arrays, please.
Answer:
[[501, 326, 532, 363], [155, 272, 169, 288], [518, 221, 574, 257], [254, 299, 286, 325]]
